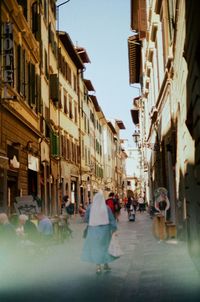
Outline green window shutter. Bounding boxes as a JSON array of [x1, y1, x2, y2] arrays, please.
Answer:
[[51, 132, 60, 157]]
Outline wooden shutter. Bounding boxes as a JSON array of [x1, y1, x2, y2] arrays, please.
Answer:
[[49, 74, 59, 103]]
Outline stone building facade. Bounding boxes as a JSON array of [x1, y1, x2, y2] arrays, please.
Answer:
[[0, 0, 126, 215], [128, 0, 200, 262]]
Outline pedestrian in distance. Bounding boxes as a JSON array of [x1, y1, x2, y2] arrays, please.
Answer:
[[78, 203, 86, 218], [105, 192, 115, 216], [81, 191, 119, 274], [126, 197, 132, 216], [132, 197, 138, 212], [63, 195, 75, 216], [113, 194, 121, 221]]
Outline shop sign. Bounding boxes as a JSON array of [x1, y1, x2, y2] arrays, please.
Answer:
[[3, 22, 14, 84], [28, 154, 39, 172]]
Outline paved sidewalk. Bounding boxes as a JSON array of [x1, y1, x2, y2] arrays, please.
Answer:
[[0, 210, 200, 302], [117, 210, 200, 302]]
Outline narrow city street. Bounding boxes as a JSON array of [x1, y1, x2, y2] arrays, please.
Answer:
[[1, 210, 200, 302]]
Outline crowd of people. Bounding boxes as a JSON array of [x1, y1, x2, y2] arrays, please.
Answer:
[[0, 191, 149, 274], [0, 212, 54, 254]]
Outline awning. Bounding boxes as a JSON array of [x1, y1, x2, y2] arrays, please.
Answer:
[[107, 121, 117, 135], [75, 47, 91, 63], [58, 31, 84, 70], [84, 79, 95, 91], [128, 35, 141, 84], [133, 96, 141, 108], [89, 95, 100, 112], [115, 120, 126, 130], [131, 109, 139, 125], [131, 0, 147, 38]]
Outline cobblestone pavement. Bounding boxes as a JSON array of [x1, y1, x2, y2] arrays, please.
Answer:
[[0, 210, 200, 302]]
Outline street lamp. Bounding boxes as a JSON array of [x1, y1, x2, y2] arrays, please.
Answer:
[[56, 0, 71, 30], [132, 130, 140, 144], [132, 130, 160, 151]]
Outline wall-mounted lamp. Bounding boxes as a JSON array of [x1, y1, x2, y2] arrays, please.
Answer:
[[132, 130, 140, 144], [132, 130, 159, 151]]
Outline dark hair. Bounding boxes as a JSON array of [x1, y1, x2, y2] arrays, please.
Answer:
[[63, 195, 69, 202], [109, 192, 115, 197]]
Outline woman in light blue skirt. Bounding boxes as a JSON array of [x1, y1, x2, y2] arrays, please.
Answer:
[[81, 191, 118, 273]]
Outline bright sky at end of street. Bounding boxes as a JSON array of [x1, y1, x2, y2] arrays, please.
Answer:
[[57, 0, 140, 146]]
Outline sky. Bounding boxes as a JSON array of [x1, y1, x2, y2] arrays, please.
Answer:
[[58, 0, 140, 146]]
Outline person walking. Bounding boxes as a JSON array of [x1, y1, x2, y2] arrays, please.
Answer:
[[63, 195, 75, 216], [126, 197, 132, 217], [132, 197, 138, 212], [105, 192, 115, 215], [81, 191, 119, 274], [113, 194, 121, 221]]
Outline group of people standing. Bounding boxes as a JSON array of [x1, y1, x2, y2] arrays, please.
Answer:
[[1, 190, 123, 274], [0, 212, 54, 253]]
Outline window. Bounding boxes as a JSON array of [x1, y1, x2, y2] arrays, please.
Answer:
[[43, 0, 48, 21], [69, 95, 73, 119], [87, 119, 90, 134], [77, 145, 80, 164], [50, 131, 60, 157], [66, 138, 70, 160], [18, 0, 27, 19], [64, 92, 68, 114], [32, 2, 38, 36], [73, 73, 77, 92], [49, 74, 59, 103], [67, 65, 71, 85], [44, 50, 48, 79], [81, 139, 84, 158], [85, 146, 87, 164], [74, 104, 78, 124], [84, 115, 87, 132], [29, 62, 36, 108]]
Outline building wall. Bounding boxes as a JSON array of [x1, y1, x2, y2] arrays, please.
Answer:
[[0, 0, 127, 215], [184, 0, 200, 259]]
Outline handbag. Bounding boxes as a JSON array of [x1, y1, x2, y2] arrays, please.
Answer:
[[83, 225, 88, 238], [108, 232, 123, 257]]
